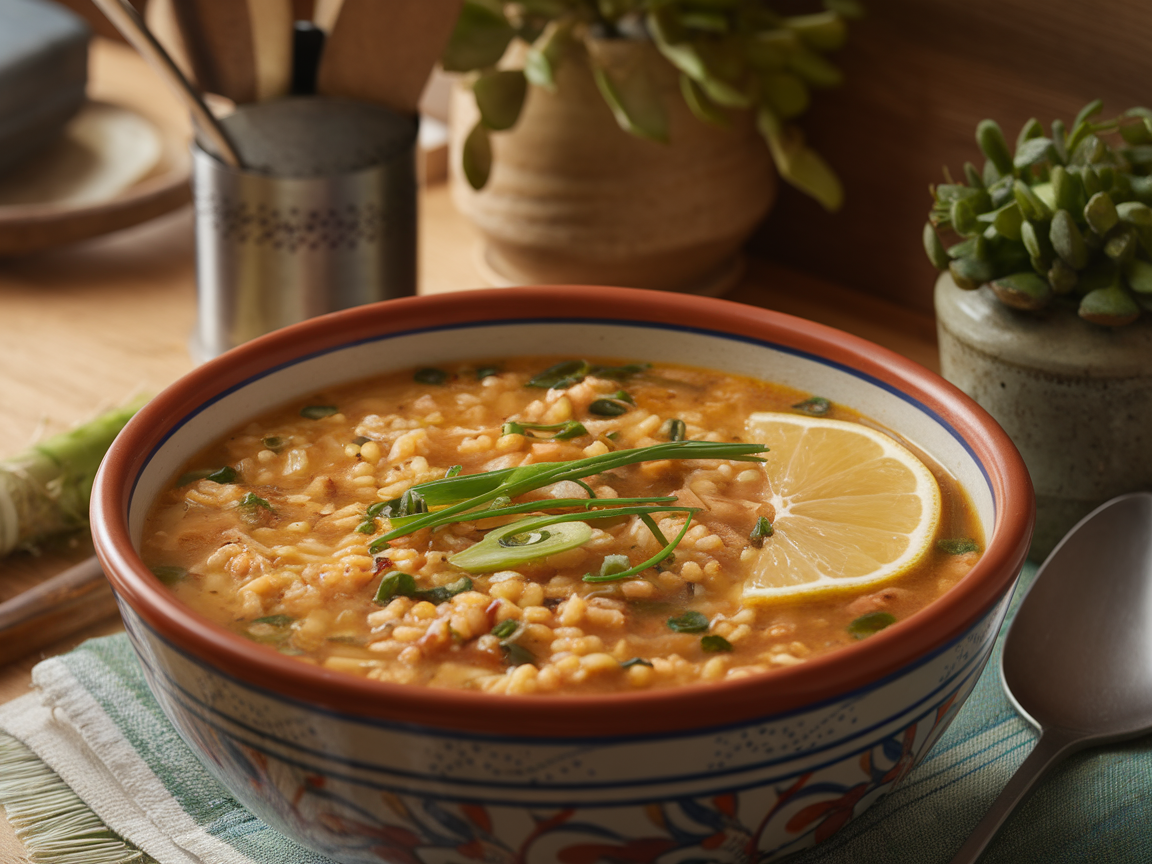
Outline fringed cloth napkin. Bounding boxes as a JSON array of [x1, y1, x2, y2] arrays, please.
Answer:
[[2, 562, 1151, 864]]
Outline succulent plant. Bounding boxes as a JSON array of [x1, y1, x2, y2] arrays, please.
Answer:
[[442, 0, 864, 211], [924, 101, 1152, 326]]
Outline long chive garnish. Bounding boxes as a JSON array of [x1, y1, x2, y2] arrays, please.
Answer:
[[367, 439, 767, 576]]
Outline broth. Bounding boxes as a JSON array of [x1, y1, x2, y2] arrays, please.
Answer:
[[141, 357, 982, 694]]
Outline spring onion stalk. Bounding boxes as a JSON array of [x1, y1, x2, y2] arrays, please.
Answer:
[[0, 397, 146, 556]]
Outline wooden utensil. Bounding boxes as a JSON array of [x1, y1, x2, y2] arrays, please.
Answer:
[[168, 0, 293, 104], [0, 556, 117, 666], [91, 0, 242, 167], [315, 0, 463, 115]]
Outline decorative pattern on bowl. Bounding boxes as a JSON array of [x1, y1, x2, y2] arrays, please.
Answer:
[[119, 595, 1006, 864]]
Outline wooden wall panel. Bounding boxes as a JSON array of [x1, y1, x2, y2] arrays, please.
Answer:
[[749, 0, 1152, 314]]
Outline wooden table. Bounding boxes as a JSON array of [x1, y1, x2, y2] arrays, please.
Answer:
[[0, 63, 938, 864]]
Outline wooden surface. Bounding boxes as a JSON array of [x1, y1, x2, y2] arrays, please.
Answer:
[[749, 0, 1152, 315]]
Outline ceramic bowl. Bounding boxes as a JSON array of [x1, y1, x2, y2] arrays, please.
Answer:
[[91, 286, 1034, 863]]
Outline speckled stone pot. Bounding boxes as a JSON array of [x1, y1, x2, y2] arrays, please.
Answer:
[[935, 272, 1152, 559]]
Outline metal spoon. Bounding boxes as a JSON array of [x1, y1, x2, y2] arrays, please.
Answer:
[[90, 0, 242, 167], [950, 491, 1152, 862]]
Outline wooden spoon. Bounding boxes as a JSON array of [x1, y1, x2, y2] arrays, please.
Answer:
[[315, 0, 463, 115], [169, 0, 293, 103]]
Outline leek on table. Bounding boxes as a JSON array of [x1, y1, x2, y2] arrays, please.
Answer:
[[0, 397, 145, 556]]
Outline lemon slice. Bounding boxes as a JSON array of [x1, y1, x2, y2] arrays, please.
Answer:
[[743, 412, 942, 601]]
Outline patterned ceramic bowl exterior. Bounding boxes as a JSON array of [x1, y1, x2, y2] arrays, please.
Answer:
[[92, 287, 1034, 864]]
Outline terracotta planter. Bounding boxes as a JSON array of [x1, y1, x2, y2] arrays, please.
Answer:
[[935, 271, 1152, 558], [449, 42, 776, 294]]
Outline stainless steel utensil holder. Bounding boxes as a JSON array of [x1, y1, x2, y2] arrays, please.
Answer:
[[191, 98, 417, 359]]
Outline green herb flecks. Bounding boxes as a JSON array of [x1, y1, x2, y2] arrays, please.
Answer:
[[620, 657, 653, 669], [589, 397, 631, 416], [414, 368, 449, 385], [489, 618, 534, 666], [848, 611, 896, 639], [501, 420, 588, 439], [667, 610, 709, 633], [937, 537, 981, 555], [792, 396, 831, 416], [300, 405, 339, 420], [239, 492, 274, 525], [526, 360, 650, 389], [261, 436, 287, 452], [749, 516, 774, 547], [253, 614, 294, 627], [373, 572, 474, 606], [664, 418, 686, 441], [150, 565, 187, 585], [701, 634, 733, 653], [207, 466, 238, 484]]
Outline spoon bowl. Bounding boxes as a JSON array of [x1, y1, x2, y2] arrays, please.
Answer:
[[952, 491, 1152, 862]]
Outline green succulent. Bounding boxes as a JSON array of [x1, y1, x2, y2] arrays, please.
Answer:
[[442, 0, 865, 211], [924, 101, 1152, 326]]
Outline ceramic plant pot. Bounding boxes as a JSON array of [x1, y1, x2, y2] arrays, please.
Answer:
[[935, 271, 1152, 559], [449, 42, 776, 295]]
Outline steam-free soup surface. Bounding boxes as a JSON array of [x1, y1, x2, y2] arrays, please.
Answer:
[[142, 358, 981, 694]]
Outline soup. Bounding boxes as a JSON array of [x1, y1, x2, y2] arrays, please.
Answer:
[[141, 357, 981, 694]]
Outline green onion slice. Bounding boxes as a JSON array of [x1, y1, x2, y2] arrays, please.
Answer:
[[374, 572, 473, 605], [501, 420, 588, 439], [414, 368, 449, 385], [750, 516, 773, 547], [792, 396, 831, 416], [667, 610, 709, 633], [701, 634, 733, 652], [300, 405, 338, 419], [937, 537, 981, 555], [848, 611, 896, 639], [449, 518, 593, 573], [207, 466, 238, 484]]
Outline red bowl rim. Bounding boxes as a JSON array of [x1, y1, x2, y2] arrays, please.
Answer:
[[91, 285, 1034, 738]]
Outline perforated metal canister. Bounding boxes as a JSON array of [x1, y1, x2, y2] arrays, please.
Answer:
[[191, 97, 417, 359]]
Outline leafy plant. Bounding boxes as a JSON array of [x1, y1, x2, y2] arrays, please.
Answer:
[[443, 0, 865, 211], [924, 101, 1152, 326]]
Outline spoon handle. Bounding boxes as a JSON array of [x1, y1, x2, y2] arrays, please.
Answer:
[[948, 727, 1080, 863]]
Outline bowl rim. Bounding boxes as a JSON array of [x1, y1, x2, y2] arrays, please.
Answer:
[[91, 285, 1034, 738]]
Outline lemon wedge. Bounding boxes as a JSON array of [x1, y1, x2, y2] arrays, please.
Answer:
[[742, 412, 942, 602]]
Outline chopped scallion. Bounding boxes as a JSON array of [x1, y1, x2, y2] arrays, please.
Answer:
[[300, 405, 338, 419], [792, 396, 831, 416], [701, 634, 733, 652], [374, 572, 473, 606], [501, 420, 588, 439], [414, 368, 449, 385], [207, 466, 237, 484], [667, 610, 709, 633], [937, 538, 980, 555], [848, 611, 896, 639], [589, 398, 629, 416], [750, 516, 774, 547], [150, 565, 187, 585]]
